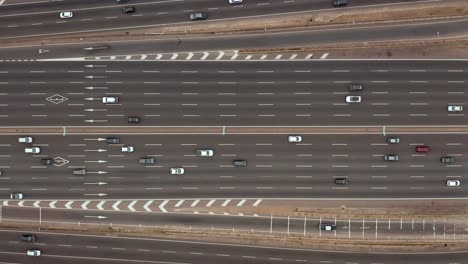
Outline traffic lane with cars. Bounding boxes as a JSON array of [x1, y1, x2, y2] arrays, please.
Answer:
[[0, 134, 464, 199], [0, 0, 423, 39], [0, 229, 466, 264], [1, 61, 467, 126]]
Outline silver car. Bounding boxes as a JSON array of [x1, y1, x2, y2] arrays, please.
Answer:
[[384, 155, 399, 161], [18, 136, 33, 143], [448, 105, 463, 112], [121, 146, 134, 153], [345, 96, 361, 103], [197, 149, 214, 157], [170, 167, 185, 175], [288, 135, 302, 143], [102, 96, 119, 104], [447, 180, 460, 187], [25, 147, 41, 154]]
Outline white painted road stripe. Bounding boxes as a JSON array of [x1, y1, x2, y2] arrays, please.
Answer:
[[112, 201, 121, 211], [143, 200, 153, 212], [49, 201, 57, 208], [159, 200, 169, 213], [201, 52, 209, 60], [253, 199, 262, 206], [206, 199, 215, 207], [128, 200, 137, 212], [81, 200, 90, 210], [237, 199, 246, 207], [320, 53, 329, 59], [97, 201, 105, 210], [65, 201, 73, 209], [191, 200, 200, 207], [221, 200, 231, 207], [175, 200, 184, 207]]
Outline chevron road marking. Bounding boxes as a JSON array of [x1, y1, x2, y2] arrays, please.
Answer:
[[65, 201, 73, 209], [175, 200, 184, 208], [275, 55, 282, 60], [290, 54, 297, 60], [320, 53, 329, 59], [141, 55, 147, 60], [190, 200, 200, 207], [201, 52, 209, 60], [253, 199, 262, 207], [230, 53, 238, 60], [245, 55, 252, 60], [49, 201, 57, 209], [206, 200, 215, 207], [33, 201, 40, 208], [2, 201, 8, 206], [260, 55, 267, 60], [237, 199, 246, 207], [112, 201, 121, 211], [159, 200, 169, 213], [143, 200, 153, 212], [216, 51, 224, 60], [186, 53, 193, 60], [221, 200, 231, 207], [305, 54, 314, 59], [155, 54, 163, 60], [18, 201, 24, 206], [171, 53, 178, 60], [81, 200, 90, 209], [97, 201, 105, 210], [128, 200, 137, 212]]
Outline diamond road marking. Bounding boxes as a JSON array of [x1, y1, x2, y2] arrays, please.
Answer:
[[46, 94, 69, 104], [53, 157, 70, 167]]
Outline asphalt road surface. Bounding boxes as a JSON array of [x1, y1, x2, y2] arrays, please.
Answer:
[[0, 133, 465, 199], [0, 229, 466, 264], [0, 0, 425, 39], [0, 60, 467, 126]]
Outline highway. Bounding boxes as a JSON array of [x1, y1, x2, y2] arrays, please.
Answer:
[[0, 133, 465, 199], [0, 229, 466, 264], [0, 60, 467, 126], [0, 0, 426, 40]]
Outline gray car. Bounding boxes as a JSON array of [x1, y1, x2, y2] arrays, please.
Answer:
[[73, 168, 86, 175], [189, 12, 208, 21], [384, 155, 399, 161], [440, 156, 455, 164]]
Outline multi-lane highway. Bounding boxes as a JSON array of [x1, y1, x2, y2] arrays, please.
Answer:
[[0, 0, 428, 39], [0, 133, 464, 199], [0, 229, 466, 264], [1, 60, 467, 126]]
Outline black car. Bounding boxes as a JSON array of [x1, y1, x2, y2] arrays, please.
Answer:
[[105, 137, 120, 144], [41, 158, 54, 165], [115, 0, 128, 2], [139, 157, 155, 164], [233, 160, 247, 167], [189, 12, 208, 21], [123, 6, 135, 13], [128, 116, 141, 123], [73, 168, 86, 175], [21, 234, 36, 242], [334, 178, 349, 185], [440, 156, 455, 164]]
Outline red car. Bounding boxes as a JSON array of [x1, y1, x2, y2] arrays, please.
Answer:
[[415, 146, 430, 153]]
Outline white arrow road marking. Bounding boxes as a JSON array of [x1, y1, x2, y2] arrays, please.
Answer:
[[201, 52, 209, 60], [18, 201, 24, 206], [97, 201, 105, 210], [221, 200, 231, 207], [216, 51, 224, 60], [175, 200, 184, 208], [143, 200, 153, 212], [65, 201, 73, 209], [81, 200, 90, 209], [84, 182, 108, 185], [84, 193, 107, 196], [84, 215, 107, 219], [237, 199, 246, 207], [86, 171, 107, 174], [155, 54, 163, 60], [159, 200, 169, 213], [84, 86, 108, 90], [84, 149, 107, 152], [33, 201, 40, 208], [253, 199, 262, 206], [128, 201, 137, 212], [190, 200, 200, 207], [84, 160, 108, 164], [206, 200, 215, 207], [84, 120, 108, 123], [186, 53, 193, 60], [112, 201, 121, 211], [84, 138, 106, 141], [3, 201, 8, 206], [84, 65, 107, 68], [49, 201, 57, 208]]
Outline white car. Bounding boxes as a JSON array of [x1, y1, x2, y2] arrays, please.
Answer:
[[448, 105, 463, 112], [288, 135, 302, 143], [170, 167, 185, 175], [229, 0, 243, 4], [447, 180, 460, 187], [25, 147, 41, 154], [59, 11, 73, 19], [102, 96, 119, 104], [27, 249, 41, 257], [121, 146, 134, 153], [345, 96, 361, 103], [18, 136, 33, 143], [197, 149, 214, 157]]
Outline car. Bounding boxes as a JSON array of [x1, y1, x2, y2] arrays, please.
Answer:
[[447, 180, 460, 187], [105, 137, 120, 144], [332, 0, 348, 7], [25, 147, 40, 154], [21, 234, 36, 242], [26, 249, 41, 257], [415, 146, 430, 153], [122, 7, 135, 13], [115, 0, 128, 2], [384, 154, 399, 161], [139, 157, 155, 164], [59, 11, 73, 19], [334, 178, 349, 185], [387, 137, 400, 144], [170, 167, 185, 175], [10, 192, 24, 199], [73, 168, 86, 175], [18, 136, 33, 143], [197, 149, 214, 157], [128, 116, 141, 123], [320, 224, 336, 231], [448, 105, 463, 112], [288, 135, 302, 143], [121, 146, 134, 153], [233, 160, 248, 167], [189, 12, 208, 21], [102, 96, 119, 104], [345, 96, 361, 103], [348, 84, 363, 91], [440, 156, 455, 164], [229, 0, 243, 4], [41, 158, 54, 166]]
